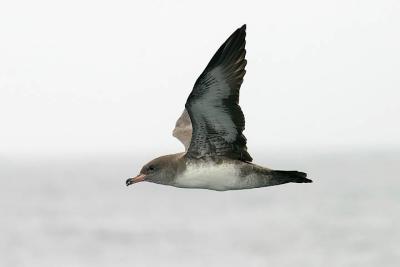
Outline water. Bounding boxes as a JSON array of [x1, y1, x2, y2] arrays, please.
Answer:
[[1, 150, 399, 266]]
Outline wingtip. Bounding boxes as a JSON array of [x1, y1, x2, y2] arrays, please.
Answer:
[[241, 24, 247, 31]]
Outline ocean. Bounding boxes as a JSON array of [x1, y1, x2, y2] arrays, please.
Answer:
[[1, 149, 399, 266]]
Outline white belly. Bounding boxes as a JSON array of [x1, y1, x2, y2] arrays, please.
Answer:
[[174, 162, 244, 191]]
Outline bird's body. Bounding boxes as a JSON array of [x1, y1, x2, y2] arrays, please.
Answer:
[[126, 25, 312, 191], [175, 159, 247, 191], [175, 160, 291, 191]]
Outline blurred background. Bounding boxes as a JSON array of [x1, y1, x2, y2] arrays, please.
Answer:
[[0, 0, 399, 266]]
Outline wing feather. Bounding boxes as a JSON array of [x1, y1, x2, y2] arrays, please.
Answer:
[[184, 25, 252, 162], [172, 109, 192, 150]]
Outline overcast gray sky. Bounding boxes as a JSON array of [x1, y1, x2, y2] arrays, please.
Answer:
[[1, 0, 399, 156]]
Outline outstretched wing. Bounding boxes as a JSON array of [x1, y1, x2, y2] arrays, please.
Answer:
[[172, 109, 192, 150], [184, 24, 252, 162]]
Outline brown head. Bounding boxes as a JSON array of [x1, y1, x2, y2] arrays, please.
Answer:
[[126, 153, 184, 186]]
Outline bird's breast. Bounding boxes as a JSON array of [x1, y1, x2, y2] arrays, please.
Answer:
[[174, 162, 249, 191]]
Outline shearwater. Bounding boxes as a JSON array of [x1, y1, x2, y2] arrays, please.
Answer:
[[126, 25, 312, 191]]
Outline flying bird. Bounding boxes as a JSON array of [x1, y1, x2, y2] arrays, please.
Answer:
[[126, 25, 312, 191]]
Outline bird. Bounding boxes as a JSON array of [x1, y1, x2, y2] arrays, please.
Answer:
[[126, 24, 312, 191]]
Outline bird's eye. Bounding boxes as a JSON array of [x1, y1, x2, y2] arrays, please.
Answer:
[[148, 165, 155, 171]]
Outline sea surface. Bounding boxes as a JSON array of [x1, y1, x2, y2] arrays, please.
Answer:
[[1, 150, 399, 266]]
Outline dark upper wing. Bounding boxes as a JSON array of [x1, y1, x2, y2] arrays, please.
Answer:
[[184, 24, 252, 162]]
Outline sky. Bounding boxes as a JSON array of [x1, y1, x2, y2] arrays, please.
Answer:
[[0, 0, 399, 156]]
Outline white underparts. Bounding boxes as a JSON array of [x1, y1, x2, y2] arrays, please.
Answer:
[[174, 162, 258, 191]]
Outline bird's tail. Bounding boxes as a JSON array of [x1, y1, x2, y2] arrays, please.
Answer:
[[273, 170, 312, 183]]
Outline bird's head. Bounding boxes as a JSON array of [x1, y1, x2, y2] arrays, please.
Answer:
[[126, 154, 181, 186]]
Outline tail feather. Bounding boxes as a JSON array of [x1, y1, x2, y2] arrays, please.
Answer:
[[274, 170, 312, 183]]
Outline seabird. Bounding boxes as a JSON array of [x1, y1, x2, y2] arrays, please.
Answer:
[[126, 25, 312, 191]]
